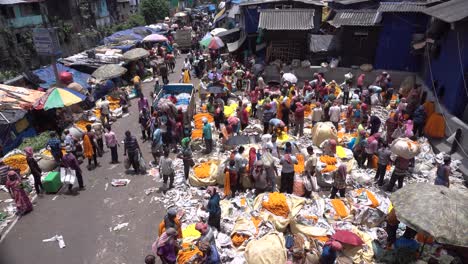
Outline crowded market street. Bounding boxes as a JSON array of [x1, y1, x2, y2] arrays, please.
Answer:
[[0, 56, 187, 264]]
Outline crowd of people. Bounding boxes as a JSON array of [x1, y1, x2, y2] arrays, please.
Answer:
[[1, 10, 462, 264]]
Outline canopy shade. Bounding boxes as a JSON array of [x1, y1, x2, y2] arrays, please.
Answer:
[[91, 64, 127, 80]]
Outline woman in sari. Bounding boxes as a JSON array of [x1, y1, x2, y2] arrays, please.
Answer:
[[153, 227, 178, 264], [6, 170, 33, 216]]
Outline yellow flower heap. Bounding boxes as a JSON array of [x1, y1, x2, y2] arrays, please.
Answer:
[[262, 192, 290, 218]]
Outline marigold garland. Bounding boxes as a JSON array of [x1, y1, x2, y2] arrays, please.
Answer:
[[261, 192, 290, 218], [3, 154, 28, 175], [294, 154, 305, 173], [231, 233, 250, 247], [320, 155, 337, 165], [321, 164, 337, 173], [193, 161, 213, 179]]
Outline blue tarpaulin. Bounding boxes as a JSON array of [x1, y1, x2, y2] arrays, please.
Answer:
[[33, 64, 91, 90], [102, 27, 161, 45]]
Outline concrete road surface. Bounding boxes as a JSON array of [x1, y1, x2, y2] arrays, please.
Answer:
[[0, 56, 190, 264]]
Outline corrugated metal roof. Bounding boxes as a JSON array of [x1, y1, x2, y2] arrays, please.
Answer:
[[329, 9, 382, 27], [424, 0, 468, 23], [309, 34, 337, 52], [240, 0, 323, 6], [378, 2, 427, 13], [259, 9, 315, 30]]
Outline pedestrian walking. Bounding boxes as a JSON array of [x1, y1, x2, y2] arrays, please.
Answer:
[[124, 130, 141, 174], [279, 142, 298, 194], [61, 146, 85, 193], [5, 170, 33, 216], [139, 108, 151, 141], [83, 124, 99, 170], [206, 186, 221, 230], [92, 120, 104, 156], [159, 149, 175, 190], [374, 141, 391, 186], [294, 102, 305, 137], [177, 137, 193, 181], [104, 125, 119, 164], [151, 122, 163, 165], [386, 156, 411, 191], [98, 96, 110, 126], [24, 147, 43, 195], [133, 74, 142, 98], [330, 164, 347, 199], [202, 118, 213, 154]]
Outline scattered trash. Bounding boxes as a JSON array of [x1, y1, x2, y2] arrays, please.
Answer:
[[52, 196, 58, 201], [3, 199, 13, 203], [112, 222, 129, 231], [111, 179, 131, 187], [42, 235, 66, 248], [144, 187, 158, 195], [0, 186, 8, 192], [105, 183, 109, 191]]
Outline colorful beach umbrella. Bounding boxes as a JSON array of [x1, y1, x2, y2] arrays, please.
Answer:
[[199, 33, 213, 47], [208, 36, 224, 49], [143, 34, 168, 42], [42, 87, 86, 110]]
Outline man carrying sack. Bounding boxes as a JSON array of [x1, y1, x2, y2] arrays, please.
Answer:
[[61, 145, 85, 193]]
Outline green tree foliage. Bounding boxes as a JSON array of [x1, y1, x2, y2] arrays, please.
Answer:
[[140, 0, 170, 25]]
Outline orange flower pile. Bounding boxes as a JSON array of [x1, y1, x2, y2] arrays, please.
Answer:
[[240, 197, 246, 206], [42, 149, 66, 157], [3, 154, 29, 175], [320, 155, 337, 165], [193, 161, 213, 179], [331, 199, 349, 218], [193, 113, 214, 129], [294, 154, 305, 173], [262, 192, 290, 218], [321, 165, 337, 173], [177, 243, 203, 263], [75, 120, 93, 132], [356, 189, 379, 208], [108, 96, 120, 110], [191, 129, 203, 139], [231, 233, 250, 247]]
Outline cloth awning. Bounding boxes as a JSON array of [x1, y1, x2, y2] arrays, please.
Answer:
[[259, 9, 315, 30], [0, 109, 27, 125], [216, 27, 240, 38], [309, 34, 337, 52], [0, 84, 45, 110], [214, 8, 226, 23], [227, 34, 246, 52]]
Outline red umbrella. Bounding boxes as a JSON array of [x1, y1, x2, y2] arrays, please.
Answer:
[[208, 36, 225, 49], [332, 230, 364, 246]]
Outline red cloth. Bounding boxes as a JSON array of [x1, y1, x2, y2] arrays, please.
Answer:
[[241, 109, 249, 124]]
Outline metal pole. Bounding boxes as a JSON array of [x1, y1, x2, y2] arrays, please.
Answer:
[[39, 2, 61, 87]]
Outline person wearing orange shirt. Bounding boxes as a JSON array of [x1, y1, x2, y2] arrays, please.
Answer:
[[158, 208, 182, 239]]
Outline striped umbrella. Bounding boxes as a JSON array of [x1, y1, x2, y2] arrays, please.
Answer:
[[42, 87, 86, 110], [208, 36, 224, 49], [199, 33, 213, 48]]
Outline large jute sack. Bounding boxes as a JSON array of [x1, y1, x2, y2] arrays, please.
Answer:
[[310, 122, 338, 146], [424, 113, 445, 139], [253, 193, 305, 232], [37, 158, 58, 172], [244, 232, 287, 264], [67, 125, 84, 140], [390, 138, 421, 159], [188, 160, 219, 187]]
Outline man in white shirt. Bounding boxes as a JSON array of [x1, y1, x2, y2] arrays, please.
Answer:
[[312, 102, 323, 125], [98, 96, 110, 126], [329, 102, 341, 129]]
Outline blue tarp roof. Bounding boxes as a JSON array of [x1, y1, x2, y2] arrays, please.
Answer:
[[33, 64, 91, 90], [102, 26, 162, 45]]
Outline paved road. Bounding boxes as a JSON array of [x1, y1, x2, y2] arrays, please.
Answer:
[[0, 56, 189, 264]]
